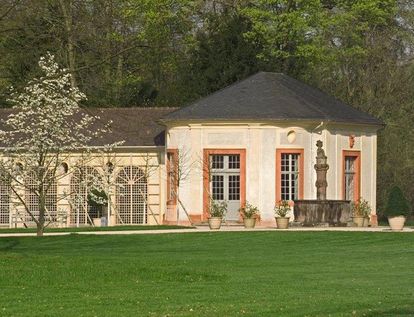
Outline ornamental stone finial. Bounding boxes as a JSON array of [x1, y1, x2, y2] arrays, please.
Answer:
[[314, 141, 329, 200]]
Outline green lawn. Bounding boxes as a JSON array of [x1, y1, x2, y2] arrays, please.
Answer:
[[0, 232, 413, 317], [0, 225, 193, 234]]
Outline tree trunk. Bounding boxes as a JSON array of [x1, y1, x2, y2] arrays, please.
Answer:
[[36, 223, 44, 237], [59, 0, 77, 88], [37, 187, 46, 237], [115, 53, 123, 102]]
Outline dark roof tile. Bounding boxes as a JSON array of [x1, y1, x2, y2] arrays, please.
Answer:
[[162, 72, 383, 126], [0, 107, 178, 147]]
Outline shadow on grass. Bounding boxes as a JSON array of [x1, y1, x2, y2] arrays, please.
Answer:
[[0, 239, 19, 251], [364, 307, 414, 316]]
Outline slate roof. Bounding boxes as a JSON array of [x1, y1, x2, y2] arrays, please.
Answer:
[[162, 72, 383, 126], [84, 108, 177, 146], [0, 107, 178, 147]]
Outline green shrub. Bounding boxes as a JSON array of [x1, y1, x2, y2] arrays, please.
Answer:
[[384, 186, 410, 217], [352, 198, 371, 217], [209, 200, 227, 218]]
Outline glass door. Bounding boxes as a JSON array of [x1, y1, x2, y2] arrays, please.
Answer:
[[210, 155, 241, 221]]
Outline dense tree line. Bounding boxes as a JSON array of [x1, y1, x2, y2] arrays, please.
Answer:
[[0, 0, 413, 215]]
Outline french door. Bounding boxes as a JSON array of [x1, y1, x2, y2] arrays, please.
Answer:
[[210, 154, 241, 221]]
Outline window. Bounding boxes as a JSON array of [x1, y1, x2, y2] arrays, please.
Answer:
[[209, 154, 241, 221], [210, 155, 240, 202], [212, 175, 224, 200], [25, 171, 57, 224], [211, 155, 224, 169], [343, 151, 360, 202], [276, 149, 304, 203], [228, 175, 240, 200], [0, 175, 10, 225], [116, 166, 147, 225], [228, 155, 240, 169], [167, 150, 178, 204], [70, 166, 100, 226], [203, 149, 246, 220], [281, 153, 299, 201], [344, 157, 356, 201]]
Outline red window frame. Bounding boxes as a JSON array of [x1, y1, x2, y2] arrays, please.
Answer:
[[342, 150, 361, 202], [275, 149, 304, 205], [166, 149, 178, 205]]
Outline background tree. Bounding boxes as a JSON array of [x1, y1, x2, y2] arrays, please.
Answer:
[[178, 9, 263, 103], [0, 0, 412, 214]]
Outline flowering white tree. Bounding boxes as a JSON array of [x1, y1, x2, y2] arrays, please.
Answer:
[[0, 54, 120, 236]]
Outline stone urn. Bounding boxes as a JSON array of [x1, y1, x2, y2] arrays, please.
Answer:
[[275, 217, 289, 229], [388, 216, 406, 231], [352, 216, 365, 227], [243, 218, 256, 229], [208, 217, 222, 230]]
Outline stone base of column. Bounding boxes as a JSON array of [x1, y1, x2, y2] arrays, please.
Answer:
[[370, 214, 378, 227]]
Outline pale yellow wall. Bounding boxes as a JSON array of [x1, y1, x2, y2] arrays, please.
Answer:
[[5, 149, 166, 228], [166, 121, 378, 222]]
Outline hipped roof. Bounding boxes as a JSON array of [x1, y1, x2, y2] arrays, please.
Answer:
[[162, 72, 383, 126]]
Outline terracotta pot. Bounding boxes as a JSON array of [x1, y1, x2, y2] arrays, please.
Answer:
[[243, 218, 256, 229], [208, 217, 222, 230], [388, 216, 406, 231], [275, 217, 289, 229], [363, 217, 370, 227], [352, 216, 364, 227]]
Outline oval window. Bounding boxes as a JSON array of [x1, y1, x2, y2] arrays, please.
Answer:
[[287, 130, 296, 144]]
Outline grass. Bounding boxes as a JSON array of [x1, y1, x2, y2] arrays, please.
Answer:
[[0, 232, 413, 316], [0, 225, 193, 234]]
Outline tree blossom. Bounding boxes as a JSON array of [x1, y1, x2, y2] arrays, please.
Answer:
[[0, 54, 122, 236]]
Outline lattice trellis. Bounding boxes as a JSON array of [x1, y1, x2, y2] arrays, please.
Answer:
[[70, 166, 100, 226], [0, 177, 10, 225], [116, 166, 147, 225], [24, 171, 57, 224]]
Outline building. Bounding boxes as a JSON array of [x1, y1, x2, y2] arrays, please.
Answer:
[[0, 72, 383, 228]]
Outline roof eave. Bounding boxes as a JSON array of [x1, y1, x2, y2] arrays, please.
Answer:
[[160, 117, 384, 129]]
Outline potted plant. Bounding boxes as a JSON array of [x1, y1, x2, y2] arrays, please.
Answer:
[[384, 186, 410, 231], [274, 200, 290, 229], [87, 188, 108, 227], [208, 200, 227, 230], [239, 202, 260, 228], [352, 198, 371, 227]]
